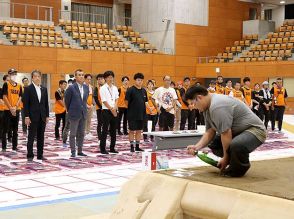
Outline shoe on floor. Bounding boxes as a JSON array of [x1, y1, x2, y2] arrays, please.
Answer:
[[130, 146, 135, 153], [27, 158, 33, 162], [77, 152, 87, 156], [37, 157, 47, 161], [109, 149, 119, 154], [100, 151, 109, 155], [70, 153, 76, 158], [135, 147, 144, 152], [1, 149, 6, 152]]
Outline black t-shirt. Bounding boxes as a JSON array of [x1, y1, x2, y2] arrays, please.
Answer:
[[125, 86, 147, 120], [0, 87, 2, 99], [252, 90, 261, 107]]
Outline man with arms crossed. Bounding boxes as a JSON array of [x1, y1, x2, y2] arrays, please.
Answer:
[[185, 86, 266, 177]]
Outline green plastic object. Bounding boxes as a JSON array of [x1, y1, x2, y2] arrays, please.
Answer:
[[194, 151, 218, 168]]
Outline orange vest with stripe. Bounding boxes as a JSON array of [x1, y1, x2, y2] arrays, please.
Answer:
[[242, 86, 252, 106], [225, 86, 233, 95], [117, 86, 127, 108], [3, 82, 21, 110], [0, 99, 4, 111], [216, 84, 225, 94], [146, 90, 157, 115], [273, 87, 286, 106], [87, 86, 93, 106], [179, 87, 188, 110], [55, 90, 66, 114], [232, 89, 244, 102]]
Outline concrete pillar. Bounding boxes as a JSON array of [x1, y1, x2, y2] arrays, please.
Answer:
[[0, 0, 10, 18], [61, 0, 71, 21], [272, 6, 285, 30], [113, 0, 125, 27], [132, 0, 208, 54]]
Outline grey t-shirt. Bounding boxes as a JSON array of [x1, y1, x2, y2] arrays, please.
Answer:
[[203, 94, 266, 142]]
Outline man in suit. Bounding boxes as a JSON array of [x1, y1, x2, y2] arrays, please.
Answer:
[[23, 70, 49, 161], [64, 69, 89, 157]]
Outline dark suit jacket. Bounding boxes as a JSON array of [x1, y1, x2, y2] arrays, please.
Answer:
[[64, 82, 89, 120], [23, 83, 49, 122]]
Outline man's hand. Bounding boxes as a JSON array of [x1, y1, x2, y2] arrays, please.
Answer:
[[218, 155, 230, 171], [25, 117, 31, 126], [111, 108, 117, 117], [10, 106, 16, 116], [187, 145, 197, 155], [188, 104, 194, 111], [46, 117, 49, 123]]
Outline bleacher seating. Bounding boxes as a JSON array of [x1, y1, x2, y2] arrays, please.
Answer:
[[235, 23, 294, 62], [209, 24, 294, 63], [209, 34, 259, 63], [59, 19, 135, 52], [0, 20, 70, 48], [115, 25, 158, 54]]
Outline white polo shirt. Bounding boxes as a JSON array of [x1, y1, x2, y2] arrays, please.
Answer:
[[99, 83, 119, 109]]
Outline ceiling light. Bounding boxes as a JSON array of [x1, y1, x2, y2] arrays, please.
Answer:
[[280, 1, 286, 4]]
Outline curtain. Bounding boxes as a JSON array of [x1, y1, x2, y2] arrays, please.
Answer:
[[71, 3, 113, 27]]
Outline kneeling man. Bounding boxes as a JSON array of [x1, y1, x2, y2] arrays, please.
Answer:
[[186, 86, 266, 177]]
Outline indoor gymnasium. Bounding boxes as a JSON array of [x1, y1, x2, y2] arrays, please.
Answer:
[[0, 0, 294, 218]]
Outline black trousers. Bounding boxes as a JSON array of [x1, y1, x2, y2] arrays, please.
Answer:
[[117, 107, 128, 134], [96, 109, 102, 140], [180, 109, 196, 130], [2, 110, 19, 150], [143, 114, 158, 140], [21, 108, 27, 133], [100, 110, 117, 152], [195, 110, 205, 126], [259, 106, 270, 129], [55, 112, 66, 139], [208, 132, 262, 177], [27, 115, 46, 159], [159, 108, 175, 131], [271, 106, 285, 131]]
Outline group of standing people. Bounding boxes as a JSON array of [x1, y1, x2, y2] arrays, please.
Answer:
[[0, 68, 288, 162], [207, 75, 287, 132]]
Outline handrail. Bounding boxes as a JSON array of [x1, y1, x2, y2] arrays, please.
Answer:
[[59, 10, 106, 24]]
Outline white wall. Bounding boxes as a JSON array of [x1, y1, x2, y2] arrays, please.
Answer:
[[174, 0, 208, 26], [0, 0, 10, 18], [132, 0, 208, 54], [61, 0, 71, 20], [272, 5, 285, 29]]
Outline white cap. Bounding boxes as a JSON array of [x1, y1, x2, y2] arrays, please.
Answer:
[[262, 81, 269, 86]]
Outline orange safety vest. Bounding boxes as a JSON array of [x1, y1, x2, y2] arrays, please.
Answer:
[[95, 86, 102, 110], [117, 86, 127, 108], [3, 82, 21, 110], [232, 89, 244, 102], [225, 86, 233, 95], [207, 87, 216, 93], [273, 87, 286, 106], [146, 90, 157, 115], [0, 99, 4, 111], [179, 87, 188, 110], [216, 84, 225, 94], [242, 86, 252, 106], [87, 85, 93, 106], [55, 89, 66, 114]]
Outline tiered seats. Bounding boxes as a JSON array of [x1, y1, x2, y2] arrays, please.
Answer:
[[209, 34, 258, 63], [59, 19, 133, 52], [236, 26, 294, 62], [0, 20, 70, 48], [115, 25, 158, 54]]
